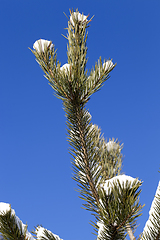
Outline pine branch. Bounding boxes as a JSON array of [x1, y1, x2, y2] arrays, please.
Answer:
[[75, 107, 100, 204], [81, 60, 116, 103], [97, 179, 143, 240], [141, 181, 160, 240], [31, 9, 143, 240], [0, 203, 34, 240], [35, 226, 62, 240], [64, 101, 100, 215], [0, 210, 25, 240]]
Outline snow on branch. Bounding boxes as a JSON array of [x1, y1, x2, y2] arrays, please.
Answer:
[[33, 39, 54, 53], [97, 175, 141, 239], [102, 175, 141, 195], [0, 202, 34, 240], [141, 181, 160, 240], [70, 12, 88, 26], [36, 226, 63, 240]]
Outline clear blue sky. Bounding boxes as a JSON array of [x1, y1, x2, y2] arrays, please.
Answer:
[[0, 1, 160, 239]]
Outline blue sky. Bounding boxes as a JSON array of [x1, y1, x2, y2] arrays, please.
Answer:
[[0, 1, 160, 239]]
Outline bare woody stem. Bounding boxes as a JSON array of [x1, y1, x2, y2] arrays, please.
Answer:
[[126, 224, 136, 240]]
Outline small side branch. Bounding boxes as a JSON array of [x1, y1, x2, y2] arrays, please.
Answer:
[[76, 107, 100, 206]]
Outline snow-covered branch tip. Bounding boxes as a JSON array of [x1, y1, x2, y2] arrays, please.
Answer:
[[0, 203, 34, 240], [36, 226, 63, 240]]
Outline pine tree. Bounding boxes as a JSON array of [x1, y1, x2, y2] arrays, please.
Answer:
[[0, 9, 159, 240]]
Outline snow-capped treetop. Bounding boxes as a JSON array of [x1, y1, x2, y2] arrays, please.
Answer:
[[103, 60, 114, 72], [0, 202, 35, 240], [60, 63, 71, 74], [70, 12, 88, 26], [103, 175, 140, 195], [33, 39, 53, 53], [36, 226, 62, 240]]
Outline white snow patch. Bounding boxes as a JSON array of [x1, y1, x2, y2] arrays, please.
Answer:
[[33, 39, 53, 53], [106, 140, 119, 152], [103, 60, 114, 72], [60, 63, 71, 74], [0, 202, 34, 240], [70, 12, 88, 26], [103, 175, 140, 195]]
